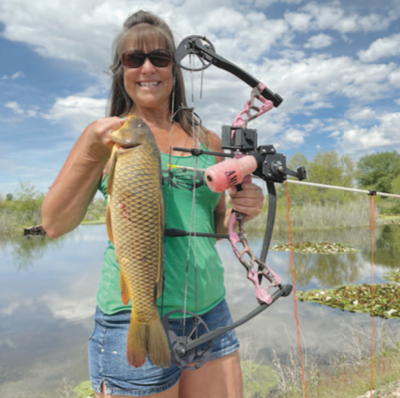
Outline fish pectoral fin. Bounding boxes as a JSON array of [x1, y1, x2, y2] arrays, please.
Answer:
[[106, 145, 118, 196], [120, 270, 130, 306], [106, 201, 114, 244]]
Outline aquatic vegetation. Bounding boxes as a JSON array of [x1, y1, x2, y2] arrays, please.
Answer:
[[270, 241, 357, 254], [296, 284, 400, 319], [384, 268, 400, 283]]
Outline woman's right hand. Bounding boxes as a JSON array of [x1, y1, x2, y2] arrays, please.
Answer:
[[83, 117, 127, 163], [42, 116, 127, 238]]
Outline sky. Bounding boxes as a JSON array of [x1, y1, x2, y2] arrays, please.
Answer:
[[0, 0, 400, 194]]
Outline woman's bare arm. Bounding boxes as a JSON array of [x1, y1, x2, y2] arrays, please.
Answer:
[[41, 117, 126, 238], [211, 133, 264, 236]]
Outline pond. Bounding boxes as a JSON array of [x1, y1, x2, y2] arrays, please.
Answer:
[[1, 223, 400, 397]]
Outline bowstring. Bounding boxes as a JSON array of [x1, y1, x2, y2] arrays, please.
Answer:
[[161, 71, 177, 318], [181, 54, 200, 335]]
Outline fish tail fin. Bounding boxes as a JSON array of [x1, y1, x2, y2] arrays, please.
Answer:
[[127, 311, 170, 368], [147, 314, 171, 368], [127, 313, 147, 368]]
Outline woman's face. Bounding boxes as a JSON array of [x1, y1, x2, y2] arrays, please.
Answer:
[[122, 39, 173, 112]]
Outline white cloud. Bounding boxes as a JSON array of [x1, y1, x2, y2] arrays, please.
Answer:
[[284, 12, 312, 31], [0, 0, 290, 82], [306, 3, 395, 33], [286, 2, 398, 33], [259, 54, 399, 115], [345, 107, 377, 121], [254, 0, 303, 8], [43, 96, 108, 134], [280, 127, 307, 148], [303, 118, 324, 132], [1, 71, 25, 80], [4, 101, 39, 118], [5, 101, 24, 115], [395, 98, 400, 105], [328, 112, 400, 154], [304, 33, 334, 49], [0, 0, 399, 159], [359, 33, 400, 62], [0, 302, 20, 316]]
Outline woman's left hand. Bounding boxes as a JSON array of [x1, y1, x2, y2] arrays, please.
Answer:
[[228, 182, 264, 222]]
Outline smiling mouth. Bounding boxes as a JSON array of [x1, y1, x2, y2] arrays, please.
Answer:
[[138, 82, 160, 87]]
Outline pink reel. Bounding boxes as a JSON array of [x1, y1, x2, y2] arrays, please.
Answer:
[[205, 156, 258, 192]]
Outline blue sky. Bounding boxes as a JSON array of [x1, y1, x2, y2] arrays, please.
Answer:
[[0, 0, 400, 195]]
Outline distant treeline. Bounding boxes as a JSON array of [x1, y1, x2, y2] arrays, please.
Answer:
[[1, 149, 400, 235], [281, 150, 400, 213], [0, 182, 44, 234]]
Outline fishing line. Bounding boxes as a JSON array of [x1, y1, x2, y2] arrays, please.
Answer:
[[286, 181, 308, 398], [369, 193, 376, 397]]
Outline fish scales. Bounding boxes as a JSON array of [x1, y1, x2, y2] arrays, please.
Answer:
[[111, 144, 162, 322], [106, 114, 170, 368]]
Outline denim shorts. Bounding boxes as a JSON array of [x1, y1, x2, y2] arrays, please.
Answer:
[[88, 299, 240, 396]]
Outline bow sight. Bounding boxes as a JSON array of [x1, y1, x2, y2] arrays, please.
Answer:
[[162, 34, 307, 370]]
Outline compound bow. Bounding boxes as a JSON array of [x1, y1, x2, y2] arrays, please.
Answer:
[[161, 35, 306, 370]]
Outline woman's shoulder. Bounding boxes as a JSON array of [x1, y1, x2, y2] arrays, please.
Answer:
[[204, 129, 224, 163]]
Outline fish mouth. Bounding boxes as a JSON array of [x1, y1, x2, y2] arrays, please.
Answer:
[[115, 142, 141, 149]]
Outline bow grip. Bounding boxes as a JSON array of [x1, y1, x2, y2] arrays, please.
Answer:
[[205, 156, 257, 192]]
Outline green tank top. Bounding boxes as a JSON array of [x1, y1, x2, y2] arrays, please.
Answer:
[[96, 149, 226, 317]]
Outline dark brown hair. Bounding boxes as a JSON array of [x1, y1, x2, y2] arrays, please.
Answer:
[[108, 10, 209, 147]]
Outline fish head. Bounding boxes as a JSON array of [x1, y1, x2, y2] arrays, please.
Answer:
[[111, 115, 152, 148]]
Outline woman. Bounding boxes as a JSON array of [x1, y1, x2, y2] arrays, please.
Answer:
[[41, 10, 264, 398]]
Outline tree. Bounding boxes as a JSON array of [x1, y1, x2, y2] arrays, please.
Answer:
[[356, 151, 400, 194], [284, 150, 355, 205]]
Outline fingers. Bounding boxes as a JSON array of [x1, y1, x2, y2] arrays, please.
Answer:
[[229, 183, 264, 219], [84, 117, 127, 163]]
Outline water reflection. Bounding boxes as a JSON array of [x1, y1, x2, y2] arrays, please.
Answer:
[[362, 224, 400, 268], [287, 252, 361, 288], [0, 223, 399, 397], [0, 234, 66, 272]]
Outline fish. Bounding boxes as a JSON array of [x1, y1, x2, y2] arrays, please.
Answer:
[[106, 114, 170, 368]]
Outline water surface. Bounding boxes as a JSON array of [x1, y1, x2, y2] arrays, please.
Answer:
[[1, 223, 399, 397]]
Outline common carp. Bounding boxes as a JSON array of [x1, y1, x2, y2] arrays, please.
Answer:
[[106, 114, 170, 368]]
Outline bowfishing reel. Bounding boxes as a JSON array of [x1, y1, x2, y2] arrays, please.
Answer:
[[220, 125, 307, 184]]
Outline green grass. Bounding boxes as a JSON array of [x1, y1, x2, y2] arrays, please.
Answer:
[[248, 200, 377, 232], [274, 352, 400, 398]]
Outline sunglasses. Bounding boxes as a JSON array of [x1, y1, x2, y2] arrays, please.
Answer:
[[121, 49, 173, 68]]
